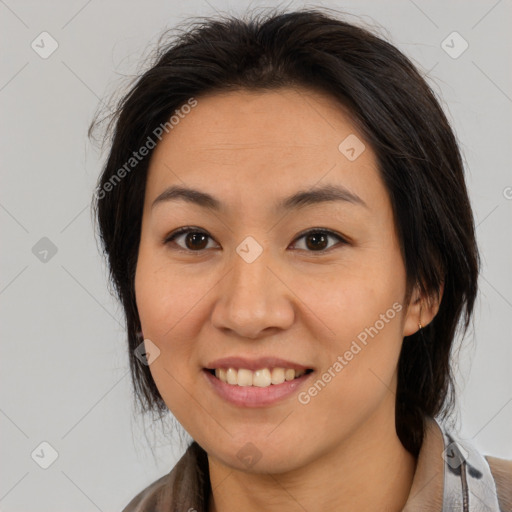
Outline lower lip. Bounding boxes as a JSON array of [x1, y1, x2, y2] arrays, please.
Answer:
[[203, 369, 314, 408]]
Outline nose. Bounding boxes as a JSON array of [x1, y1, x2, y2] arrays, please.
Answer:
[[210, 242, 295, 339]]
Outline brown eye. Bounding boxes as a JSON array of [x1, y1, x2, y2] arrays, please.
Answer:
[[292, 229, 346, 252], [165, 228, 217, 251], [183, 232, 209, 250], [305, 232, 328, 250]]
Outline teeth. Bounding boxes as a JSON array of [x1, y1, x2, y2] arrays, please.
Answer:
[[226, 367, 238, 385], [238, 368, 253, 386], [285, 368, 295, 381], [271, 367, 285, 385], [213, 367, 307, 387], [253, 368, 271, 387]]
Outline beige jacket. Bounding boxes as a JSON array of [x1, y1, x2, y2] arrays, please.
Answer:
[[122, 417, 512, 511]]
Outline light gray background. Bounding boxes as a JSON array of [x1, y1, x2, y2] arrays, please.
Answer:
[[1, 0, 511, 510]]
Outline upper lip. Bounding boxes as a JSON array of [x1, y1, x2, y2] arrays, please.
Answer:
[[205, 356, 312, 372]]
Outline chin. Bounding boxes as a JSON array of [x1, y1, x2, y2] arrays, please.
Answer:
[[203, 431, 315, 475], [217, 447, 308, 475]]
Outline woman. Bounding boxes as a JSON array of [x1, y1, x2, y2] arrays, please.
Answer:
[[90, 8, 511, 511]]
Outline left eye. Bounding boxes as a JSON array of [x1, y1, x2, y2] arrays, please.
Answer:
[[164, 227, 346, 253], [292, 229, 346, 252]]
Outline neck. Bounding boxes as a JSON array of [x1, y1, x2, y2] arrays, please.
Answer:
[[207, 403, 417, 512]]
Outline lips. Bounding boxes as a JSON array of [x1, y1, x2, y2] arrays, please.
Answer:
[[203, 367, 314, 407], [205, 356, 312, 372], [203, 355, 314, 407]]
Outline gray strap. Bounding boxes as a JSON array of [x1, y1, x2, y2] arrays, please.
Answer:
[[439, 422, 501, 511]]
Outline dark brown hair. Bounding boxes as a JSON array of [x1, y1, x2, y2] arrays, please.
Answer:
[[89, 7, 479, 457]]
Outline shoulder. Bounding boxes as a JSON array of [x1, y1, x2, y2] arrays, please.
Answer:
[[121, 441, 209, 512], [413, 417, 511, 511], [485, 455, 512, 512], [121, 472, 172, 512]]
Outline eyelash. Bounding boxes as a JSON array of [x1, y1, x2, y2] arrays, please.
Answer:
[[163, 226, 348, 254]]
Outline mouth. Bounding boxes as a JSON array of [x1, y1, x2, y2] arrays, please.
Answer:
[[203, 356, 315, 407], [202, 358, 315, 407], [204, 367, 314, 387]]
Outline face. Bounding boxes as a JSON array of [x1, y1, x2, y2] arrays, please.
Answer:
[[135, 87, 421, 474]]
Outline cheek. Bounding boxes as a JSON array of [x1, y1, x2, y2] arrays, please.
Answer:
[[296, 287, 404, 435], [290, 251, 405, 342], [316, 285, 404, 382], [292, 259, 406, 405], [135, 242, 210, 341], [135, 266, 203, 428], [134, 249, 215, 410]]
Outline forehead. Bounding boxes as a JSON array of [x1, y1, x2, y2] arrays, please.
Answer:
[[151, 87, 365, 155], [145, 87, 387, 216]]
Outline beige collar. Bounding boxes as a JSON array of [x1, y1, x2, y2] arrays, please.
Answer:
[[402, 416, 445, 510]]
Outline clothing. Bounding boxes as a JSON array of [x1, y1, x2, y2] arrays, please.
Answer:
[[122, 417, 512, 511]]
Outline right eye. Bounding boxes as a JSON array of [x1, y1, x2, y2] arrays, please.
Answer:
[[164, 227, 219, 252]]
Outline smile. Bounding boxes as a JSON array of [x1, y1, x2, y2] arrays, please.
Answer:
[[208, 367, 312, 387], [203, 367, 314, 407]]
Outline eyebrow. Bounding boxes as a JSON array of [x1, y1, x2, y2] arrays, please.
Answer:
[[151, 183, 367, 212]]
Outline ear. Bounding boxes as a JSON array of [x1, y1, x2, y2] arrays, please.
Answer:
[[402, 280, 444, 337]]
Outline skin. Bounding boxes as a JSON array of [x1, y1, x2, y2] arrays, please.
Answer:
[[134, 87, 442, 512]]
